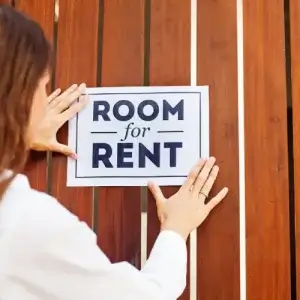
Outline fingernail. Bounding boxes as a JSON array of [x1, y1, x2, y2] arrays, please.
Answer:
[[70, 153, 78, 160]]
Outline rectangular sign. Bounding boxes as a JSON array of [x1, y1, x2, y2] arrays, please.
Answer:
[[67, 86, 209, 186]]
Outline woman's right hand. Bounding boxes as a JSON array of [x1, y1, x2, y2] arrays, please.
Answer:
[[148, 157, 228, 240]]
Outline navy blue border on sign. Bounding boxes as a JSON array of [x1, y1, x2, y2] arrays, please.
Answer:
[[75, 92, 202, 178]]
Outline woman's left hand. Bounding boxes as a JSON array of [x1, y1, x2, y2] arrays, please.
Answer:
[[30, 83, 88, 159]]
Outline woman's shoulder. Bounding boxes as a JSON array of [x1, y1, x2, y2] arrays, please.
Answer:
[[0, 174, 106, 298], [0, 173, 84, 240]]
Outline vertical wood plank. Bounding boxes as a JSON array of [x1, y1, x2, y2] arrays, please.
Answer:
[[96, 0, 143, 265], [16, 0, 54, 192], [52, 0, 99, 226], [197, 1, 240, 299], [15, 0, 54, 41], [244, 1, 291, 299], [288, 0, 300, 297], [146, 1, 190, 299]]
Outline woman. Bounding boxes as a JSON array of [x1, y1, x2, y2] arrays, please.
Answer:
[[0, 5, 228, 300]]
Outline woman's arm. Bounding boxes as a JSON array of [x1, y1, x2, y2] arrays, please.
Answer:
[[9, 159, 226, 300], [141, 230, 187, 298], [12, 190, 186, 300]]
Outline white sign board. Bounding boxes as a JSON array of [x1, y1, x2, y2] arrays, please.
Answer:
[[67, 86, 209, 186]]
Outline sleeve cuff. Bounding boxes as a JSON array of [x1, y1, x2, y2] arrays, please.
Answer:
[[141, 230, 188, 299]]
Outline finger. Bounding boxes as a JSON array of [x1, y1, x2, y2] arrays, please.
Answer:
[[62, 84, 80, 95], [148, 181, 165, 203], [57, 84, 79, 98], [198, 165, 219, 201], [192, 157, 216, 194], [56, 83, 87, 113], [58, 94, 89, 126], [48, 88, 61, 103], [205, 187, 229, 212], [48, 84, 79, 108], [155, 196, 166, 223], [148, 182, 166, 223], [181, 158, 206, 193], [49, 142, 77, 159]]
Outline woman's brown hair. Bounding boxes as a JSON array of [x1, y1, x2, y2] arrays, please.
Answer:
[[0, 5, 52, 198]]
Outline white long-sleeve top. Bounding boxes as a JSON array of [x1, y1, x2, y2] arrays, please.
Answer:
[[0, 174, 187, 300]]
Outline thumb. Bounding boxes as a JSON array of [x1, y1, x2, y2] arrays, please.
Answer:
[[50, 142, 78, 159], [148, 182, 166, 223], [148, 181, 165, 203]]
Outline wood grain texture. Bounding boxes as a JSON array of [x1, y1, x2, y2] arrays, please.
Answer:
[[7, 1, 294, 298], [16, 0, 54, 40], [146, 1, 190, 298], [197, 1, 240, 299], [16, 0, 54, 192], [51, 0, 99, 226], [96, 0, 143, 265], [289, 0, 300, 297], [244, 0, 291, 299], [0, 0, 12, 4]]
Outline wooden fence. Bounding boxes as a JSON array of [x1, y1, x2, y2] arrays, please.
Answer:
[[3, 0, 300, 299]]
